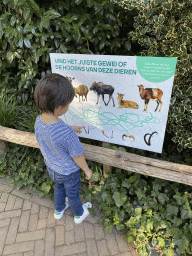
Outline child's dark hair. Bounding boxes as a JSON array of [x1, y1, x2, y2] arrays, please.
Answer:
[[34, 73, 75, 114]]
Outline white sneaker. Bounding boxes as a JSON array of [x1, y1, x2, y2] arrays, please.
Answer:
[[54, 202, 70, 220], [74, 202, 92, 224]]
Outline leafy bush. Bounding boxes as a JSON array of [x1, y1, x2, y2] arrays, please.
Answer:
[[0, 0, 137, 124], [85, 164, 192, 256], [125, 0, 192, 152]]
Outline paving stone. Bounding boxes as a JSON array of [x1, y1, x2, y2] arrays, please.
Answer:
[[0, 226, 8, 255], [117, 252, 132, 256], [11, 189, 32, 200], [55, 225, 65, 246], [55, 242, 86, 256], [5, 195, 16, 211], [49, 201, 55, 210], [39, 205, 49, 219], [66, 230, 75, 244], [86, 239, 99, 256], [0, 184, 14, 193], [3, 241, 35, 255], [28, 213, 38, 231], [77, 253, 88, 256], [75, 223, 85, 242], [34, 239, 44, 256], [105, 233, 119, 255], [8, 253, 23, 256], [30, 195, 52, 208], [23, 251, 34, 256], [115, 231, 130, 253], [0, 218, 11, 227], [23, 200, 32, 210], [65, 214, 74, 231], [16, 229, 45, 243], [31, 202, 40, 214], [85, 214, 100, 224], [97, 240, 110, 256], [45, 228, 55, 256], [94, 224, 105, 240], [13, 197, 23, 210], [56, 217, 65, 226], [6, 218, 20, 244], [46, 208, 55, 228], [0, 209, 22, 219], [0, 202, 6, 212], [0, 192, 9, 203], [84, 222, 94, 239], [37, 218, 46, 230], [19, 210, 30, 232]]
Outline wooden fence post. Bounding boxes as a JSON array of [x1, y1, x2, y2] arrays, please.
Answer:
[[102, 141, 112, 178]]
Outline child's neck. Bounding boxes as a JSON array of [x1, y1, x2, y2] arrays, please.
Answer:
[[41, 113, 59, 120]]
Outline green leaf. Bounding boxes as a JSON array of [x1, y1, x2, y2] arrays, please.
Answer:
[[158, 14, 165, 23], [41, 183, 51, 193], [181, 208, 191, 219], [10, 16, 16, 26], [127, 236, 134, 243], [117, 146, 126, 152], [128, 175, 138, 184], [135, 207, 142, 216], [113, 191, 127, 207], [24, 39, 31, 48], [157, 237, 165, 247], [23, 9, 31, 20], [60, 43, 66, 53], [18, 39, 23, 48], [42, 17, 50, 29], [158, 193, 168, 204], [116, 223, 125, 230], [72, 26, 81, 43], [166, 204, 179, 215], [7, 51, 14, 63], [87, 0, 94, 8], [125, 41, 131, 51], [75, 0, 83, 4], [122, 179, 131, 189], [45, 10, 61, 19], [89, 172, 100, 182], [162, 248, 174, 256]]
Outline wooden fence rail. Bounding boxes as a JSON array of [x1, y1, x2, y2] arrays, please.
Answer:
[[0, 125, 192, 186]]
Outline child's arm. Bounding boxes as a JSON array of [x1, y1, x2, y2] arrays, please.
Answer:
[[72, 154, 93, 180]]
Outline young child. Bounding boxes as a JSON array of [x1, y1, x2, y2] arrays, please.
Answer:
[[34, 73, 93, 224]]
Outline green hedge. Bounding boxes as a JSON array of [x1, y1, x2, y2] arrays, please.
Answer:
[[126, 0, 192, 152]]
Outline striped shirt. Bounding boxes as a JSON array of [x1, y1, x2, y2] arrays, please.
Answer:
[[34, 115, 84, 175]]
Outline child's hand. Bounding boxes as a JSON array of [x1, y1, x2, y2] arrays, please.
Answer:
[[85, 168, 93, 180], [72, 126, 84, 134]]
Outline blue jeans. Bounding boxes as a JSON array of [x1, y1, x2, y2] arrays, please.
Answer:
[[47, 167, 84, 217]]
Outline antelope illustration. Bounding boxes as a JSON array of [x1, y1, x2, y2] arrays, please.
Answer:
[[117, 93, 139, 109]]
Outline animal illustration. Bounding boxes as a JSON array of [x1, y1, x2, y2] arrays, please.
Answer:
[[144, 132, 158, 146], [102, 130, 113, 138], [137, 85, 163, 112], [73, 85, 89, 102], [90, 82, 115, 107], [117, 93, 139, 109], [122, 134, 135, 142], [66, 76, 75, 83]]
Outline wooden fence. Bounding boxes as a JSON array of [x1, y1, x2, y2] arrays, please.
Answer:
[[0, 125, 192, 186]]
